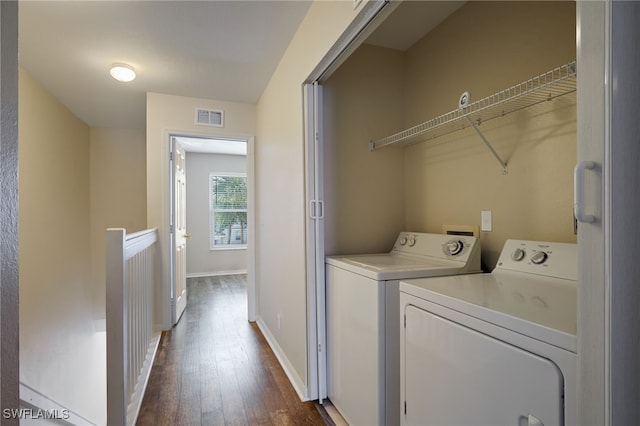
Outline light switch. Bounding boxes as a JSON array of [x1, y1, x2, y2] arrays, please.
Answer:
[[481, 210, 492, 231]]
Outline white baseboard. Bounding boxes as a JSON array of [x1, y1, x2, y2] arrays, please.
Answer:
[[186, 270, 247, 278], [128, 332, 161, 426], [256, 317, 309, 402], [19, 382, 96, 425], [323, 400, 349, 426]]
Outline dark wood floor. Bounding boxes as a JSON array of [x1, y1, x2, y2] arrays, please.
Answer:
[[136, 274, 330, 426]]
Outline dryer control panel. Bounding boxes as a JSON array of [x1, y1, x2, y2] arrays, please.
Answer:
[[496, 240, 577, 280]]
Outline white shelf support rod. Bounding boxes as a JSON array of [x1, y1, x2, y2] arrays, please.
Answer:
[[464, 116, 508, 174]]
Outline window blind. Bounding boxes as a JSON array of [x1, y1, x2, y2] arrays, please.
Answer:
[[209, 174, 247, 248]]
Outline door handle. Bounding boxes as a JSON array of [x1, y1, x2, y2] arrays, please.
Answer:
[[518, 414, 544, 426], [310, 200, 324, 219], [574, 161, 596, 223], [184, 233, 192, 239]]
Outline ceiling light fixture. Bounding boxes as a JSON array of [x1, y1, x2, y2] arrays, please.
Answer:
[[109, 63, 136, 82]]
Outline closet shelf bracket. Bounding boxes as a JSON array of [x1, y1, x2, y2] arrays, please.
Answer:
[[464, 116, 508, 174]]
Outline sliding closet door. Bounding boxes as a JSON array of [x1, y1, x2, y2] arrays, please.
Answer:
[[304, 82, 326, 401], [576, 2, 606, 423], [302, 0, 392, 402], [577, 2, 640, 424], [606, 1, 640, 423]]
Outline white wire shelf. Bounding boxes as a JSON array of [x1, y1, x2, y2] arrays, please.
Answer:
[[369, 60, 577, 172]]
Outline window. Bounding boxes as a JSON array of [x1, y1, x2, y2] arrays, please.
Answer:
[[210, 173, 247, 249]]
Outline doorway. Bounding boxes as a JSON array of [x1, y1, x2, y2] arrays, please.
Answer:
[[169, 134, 256, 326]]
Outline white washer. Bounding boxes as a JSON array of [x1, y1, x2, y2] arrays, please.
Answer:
[[326, 232, 481, 426], [399, 240, 577, 426]]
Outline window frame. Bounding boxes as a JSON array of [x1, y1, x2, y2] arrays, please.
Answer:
[[209, 172, 248, 250]]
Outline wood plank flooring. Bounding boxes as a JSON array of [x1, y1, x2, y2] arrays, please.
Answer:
[[136, 275, 330, 426]]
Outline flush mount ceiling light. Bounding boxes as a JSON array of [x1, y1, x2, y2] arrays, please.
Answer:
[[109, 63, 136, 82]]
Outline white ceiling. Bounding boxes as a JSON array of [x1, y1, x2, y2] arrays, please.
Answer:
[[18, 1, 463, 131], [365, 1, 464, 51], [175, 136, 247, 156], [18, 1, 312, 129]]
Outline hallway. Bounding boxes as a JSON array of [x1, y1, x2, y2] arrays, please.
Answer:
[[136, 275, 329, 425]]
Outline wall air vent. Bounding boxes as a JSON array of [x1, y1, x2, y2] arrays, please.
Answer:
[[195, 108, 224, 127]]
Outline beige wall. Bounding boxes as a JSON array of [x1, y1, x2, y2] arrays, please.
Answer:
[[146, 92, 256, 328], [186, 152, 247, 276], [324, 1, 576, 270], [255, 0, 375, 398], [90, 127, 147, 318], [18, 68, 105, 424], [322, 44, 406, 256], [403, 1, 577, 269]]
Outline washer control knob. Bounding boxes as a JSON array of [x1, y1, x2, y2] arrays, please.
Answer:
[[511, 248, 526, 261], [407, 237, 417, 247], [444, 240, 464, 256], [399, 237, 407, 246], [531, 251, 548, 265]]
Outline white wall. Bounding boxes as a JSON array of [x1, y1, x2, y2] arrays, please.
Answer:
[[186, 152, 247, 276], [255, 0, 378, 399], [146, 92, 256, 329], [18, 68, 105, 425]]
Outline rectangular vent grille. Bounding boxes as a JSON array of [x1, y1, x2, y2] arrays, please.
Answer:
[[195, 108, 224, 127]]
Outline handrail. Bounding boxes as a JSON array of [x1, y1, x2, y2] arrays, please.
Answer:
[[124, 228, 158, 258]]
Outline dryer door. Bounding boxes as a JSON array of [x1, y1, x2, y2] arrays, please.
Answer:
[[403, 305, 564, 426]]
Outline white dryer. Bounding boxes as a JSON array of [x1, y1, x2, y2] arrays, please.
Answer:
[[326, 232, 481, 426], [399, 240, 577, 426]]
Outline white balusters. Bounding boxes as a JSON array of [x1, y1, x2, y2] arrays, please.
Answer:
[[106, 228, 160, 426]]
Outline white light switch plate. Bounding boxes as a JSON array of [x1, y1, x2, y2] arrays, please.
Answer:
[[481, 210, 492, 231]]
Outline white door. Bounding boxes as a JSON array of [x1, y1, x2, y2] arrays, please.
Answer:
[[301, 0, 392, 402], [304, 82, 326, 401], [576, 2, 640, 424], [171, 138, 189, 325], [403, 305, 564, 426]]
